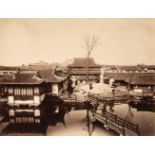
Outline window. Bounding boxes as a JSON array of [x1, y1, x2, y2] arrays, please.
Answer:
[[14, 88, 20, 96], [21, 88, 26, 96], [34, 87, 39, 95], [8, 88, 13, 94], [27, 88, 33, 96]]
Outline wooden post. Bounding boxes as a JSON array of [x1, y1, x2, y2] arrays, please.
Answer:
[[86, 109, 92, 136], [122, 126, 125, 136]]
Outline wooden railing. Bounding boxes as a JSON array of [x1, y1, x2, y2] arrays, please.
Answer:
[[61, 95, 88, 103], [88, 95, 132, 104], [104, 111, 138, 133], [14, 95, 33, 100], [92, 111, 139, 135]]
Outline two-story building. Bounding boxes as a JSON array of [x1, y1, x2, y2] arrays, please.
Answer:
[[0, 70, 46, 123], [68, 57, 101, 85], [0, 68, 68, 124]]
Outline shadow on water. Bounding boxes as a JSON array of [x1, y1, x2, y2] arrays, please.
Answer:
[[1, 100, 155, 136], [1, 123, 48, 136], [109, 99, 155, 135], [0, 111, 67, 136], [129, 100, 155, 112], [90, 97, 155, 136]]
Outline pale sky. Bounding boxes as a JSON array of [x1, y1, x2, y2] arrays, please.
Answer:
[[0, 18, 155, 66]]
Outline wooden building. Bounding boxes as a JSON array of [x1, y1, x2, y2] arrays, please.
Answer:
[[130, 74, 155, 97], [0, 70, 46, 123], [104, 72, 155, 97], [38, 69, 68, 97], [68, 58, 101, 84], [0, 66, 18, 75], [0, 69, 68, 124], [103, 72, 131, 86]]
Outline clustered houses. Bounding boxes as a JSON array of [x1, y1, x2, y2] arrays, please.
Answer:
[[103, 72, 155, 98], [0, 66, 18, 75], [68, 58, 101, 85], [100, 65, 155, 98], [0, 68, 68, 124], [103, 72, 131, 86], [129, 74, 155, 97], [102, 65, 155, 73], [0, 60, 155, 124]]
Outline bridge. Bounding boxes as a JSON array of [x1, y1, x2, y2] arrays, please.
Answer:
[[60, 94, 139, 136], [0, 94, 140, 136], [88, 111, 139, 136]]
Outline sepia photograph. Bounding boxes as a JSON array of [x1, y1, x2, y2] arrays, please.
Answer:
[[0, 18, 155, 136]]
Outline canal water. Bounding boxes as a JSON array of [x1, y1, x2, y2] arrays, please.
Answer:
[[46, 110, 117, 136], [105, 101, 155, 136], [0, 101, 155, 136], [0, 110, 117, 136]]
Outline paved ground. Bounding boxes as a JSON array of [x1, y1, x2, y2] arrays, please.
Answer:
[[0, 110, 117, 136]]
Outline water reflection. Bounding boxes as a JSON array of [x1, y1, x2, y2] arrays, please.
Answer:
[[129, 101, 155, 112], [1, 100, 155, 136], [104, 100, 155, 135], [0, 112, 66, 136], [1, 124, 48, 136]]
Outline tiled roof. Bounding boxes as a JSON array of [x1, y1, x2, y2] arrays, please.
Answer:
[[118, 65, 141, 71], [104, 72, 155, 85], [0, 69, 68, 85], [76, 75, 99, 80], [69, 70, 100, 75], [0, 71, 44, 85], [138, 65, 155, 70], [130, 74, 155, 85], [104, 72, 132, 81], [0, 66, 18, 70], [68, 58, 101, 67], [102, 65, 155, 72], [0, 75, 12, 80], [37, 70, 53, 82], [38, 70, 67, 83]]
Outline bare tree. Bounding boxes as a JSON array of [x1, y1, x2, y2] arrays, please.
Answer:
[[82, 35, 100, 134], [82, 34, 100, 83]]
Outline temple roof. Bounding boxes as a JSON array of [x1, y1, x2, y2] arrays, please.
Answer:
[[0, 71, 44, 85], [0, 69, 67, 85], [38, 70, 67, 83]]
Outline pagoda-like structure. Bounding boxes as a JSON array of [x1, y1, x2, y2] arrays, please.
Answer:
[[68, 57, 101, 84]]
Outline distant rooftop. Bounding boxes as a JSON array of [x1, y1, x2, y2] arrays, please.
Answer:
[[0, 66, 18, 70], [130, 74, 155, 85], [104, 72, 155, 85], [68, 57, 101, 68], [102, 65, 155, 71]]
